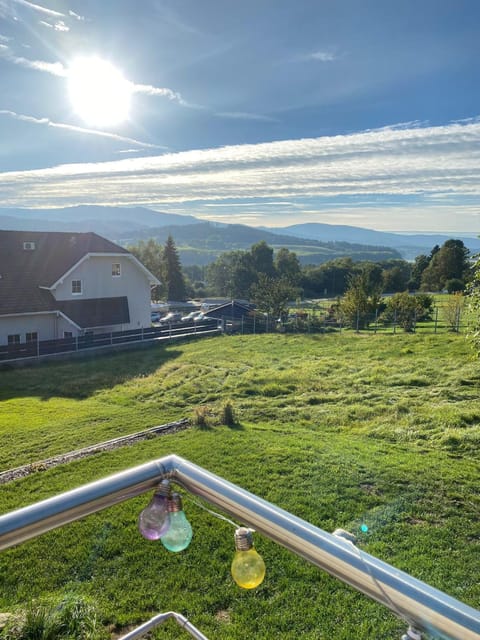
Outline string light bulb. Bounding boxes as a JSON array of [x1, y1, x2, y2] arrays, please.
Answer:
[[231, 527, 266, 589], [138, 479, 171, 540], [160, 492, 193, 552]]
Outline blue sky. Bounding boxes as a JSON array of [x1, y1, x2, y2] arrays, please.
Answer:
[[0, 0, 479, 233]]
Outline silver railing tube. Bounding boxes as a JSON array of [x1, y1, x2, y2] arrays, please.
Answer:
[[117, 611, 209, 640], [0, 454, 479, 640]]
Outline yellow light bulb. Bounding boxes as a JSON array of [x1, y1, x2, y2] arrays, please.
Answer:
[[231, 527, 266, 589]]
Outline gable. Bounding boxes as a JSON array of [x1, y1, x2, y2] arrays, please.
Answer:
[[0, 230, 132, 316]]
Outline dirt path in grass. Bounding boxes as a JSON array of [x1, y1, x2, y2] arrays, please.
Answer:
[[0, 419, 190, 485]]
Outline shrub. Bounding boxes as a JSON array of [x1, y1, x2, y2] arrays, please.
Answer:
[[221, 400, 236, 426], [192, 405, 211, 427], [445, 278, 465, 294], [380, 292, 434, 332]]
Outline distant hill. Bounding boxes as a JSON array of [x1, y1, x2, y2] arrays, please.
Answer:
[[0, 206, 199, 237], [125, 221, 402, 265], [2, 205, 443, 265], [266, 223, 480, 260]]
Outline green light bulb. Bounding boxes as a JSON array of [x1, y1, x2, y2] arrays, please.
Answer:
[[160, 493, 192, 553], [231, 527, 266, 589]]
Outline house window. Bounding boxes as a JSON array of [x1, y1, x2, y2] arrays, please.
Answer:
[[7, 334, 20, 345], [71, 279, 82, 295], [26, 332, 38, 342], [112, 263, 121, 277], [64, 331, 73, 339], [23, 241, 35, 250]]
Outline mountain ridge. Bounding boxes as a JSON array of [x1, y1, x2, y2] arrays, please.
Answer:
[[1, 205, 477, 263]]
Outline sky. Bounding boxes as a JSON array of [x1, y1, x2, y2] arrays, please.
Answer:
[[0, 0, 479, 233]]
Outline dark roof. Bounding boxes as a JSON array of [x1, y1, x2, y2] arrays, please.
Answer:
[[204, 300, 254, 320], [0, 230, 128, 316], [57, 297, 130, 328]]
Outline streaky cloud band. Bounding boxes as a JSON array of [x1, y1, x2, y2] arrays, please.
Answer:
[[1, 119, 480, 211]]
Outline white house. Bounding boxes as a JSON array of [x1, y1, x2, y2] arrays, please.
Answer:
[[0, 230, 160, 346]]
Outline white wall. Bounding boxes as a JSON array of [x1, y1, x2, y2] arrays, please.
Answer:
[[53, 255, 152, 329], [0, 313, 58, 345]]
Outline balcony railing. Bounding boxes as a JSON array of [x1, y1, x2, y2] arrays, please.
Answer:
[[1, 454, 479, 640]]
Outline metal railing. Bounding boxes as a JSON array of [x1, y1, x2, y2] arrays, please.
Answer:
[[0, 320, 221, 363], [1, 454, 479, 639]]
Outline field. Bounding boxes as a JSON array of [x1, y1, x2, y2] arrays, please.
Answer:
[[0, 332, 479, 639]]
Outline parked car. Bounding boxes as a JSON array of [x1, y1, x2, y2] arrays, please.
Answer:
[[159, 312, 182, 324], [151, 311, 162, 323], [181, 311, 202, 322]]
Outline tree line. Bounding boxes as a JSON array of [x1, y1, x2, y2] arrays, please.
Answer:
[[129, 236, 472, 301]]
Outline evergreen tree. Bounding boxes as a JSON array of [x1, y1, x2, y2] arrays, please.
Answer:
[[162, 235, 187, 301]]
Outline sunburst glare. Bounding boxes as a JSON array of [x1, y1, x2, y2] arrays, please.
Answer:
[[67, 56, 132, 127]]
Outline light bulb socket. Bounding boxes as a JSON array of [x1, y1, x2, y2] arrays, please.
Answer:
[[234, 527, 254, 551], [168, 492, 183, 512], [154, 479, 171, 498]]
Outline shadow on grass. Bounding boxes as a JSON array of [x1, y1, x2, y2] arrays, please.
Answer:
[[225, 420, 245, 431], [0, 344, 183, 401]]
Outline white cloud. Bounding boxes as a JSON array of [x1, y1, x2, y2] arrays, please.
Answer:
[[217, 111, 278, 122], [13, 0, 64, 18], [68, 9, 84, 21], [2, 52, 67, 75], [1, 119, 480, 232], [0, 109, 165, 148], [39, 19, 69, 31], [131, 83, 188, 106], [304, 50, 336, 62]]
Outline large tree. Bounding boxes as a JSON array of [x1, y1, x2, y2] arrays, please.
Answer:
[[127, 238, 164, 299], [162, 235, 187, 301], [275, 247, 302, 285], [251, 274, 298, 320], [206, 251, 256, 299], [250, 241, 275, 277], [421, 240, 470, 291]]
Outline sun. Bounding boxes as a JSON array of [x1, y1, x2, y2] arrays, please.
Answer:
[[67, 56, 132, 127]]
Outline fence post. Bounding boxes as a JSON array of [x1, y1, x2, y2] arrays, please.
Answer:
[[253, 314, 256, 335], [434, 307, 438, 334], [393, 309, 397, 334], [413, 309, 417, 333], [356, 308, 360, 333], [374, 308, 378, 334]]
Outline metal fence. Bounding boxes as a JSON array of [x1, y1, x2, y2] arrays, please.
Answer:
[[219, 305, 471, 336], [0, 319, 221, 364]]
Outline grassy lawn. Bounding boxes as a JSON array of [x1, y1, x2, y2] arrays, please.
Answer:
[[0, 332, 479, 639]]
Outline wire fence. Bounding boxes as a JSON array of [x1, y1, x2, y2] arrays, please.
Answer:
[[219, 303, 471, 336]]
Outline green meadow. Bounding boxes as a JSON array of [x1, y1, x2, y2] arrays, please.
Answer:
[[0, 332, 479, 639]]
